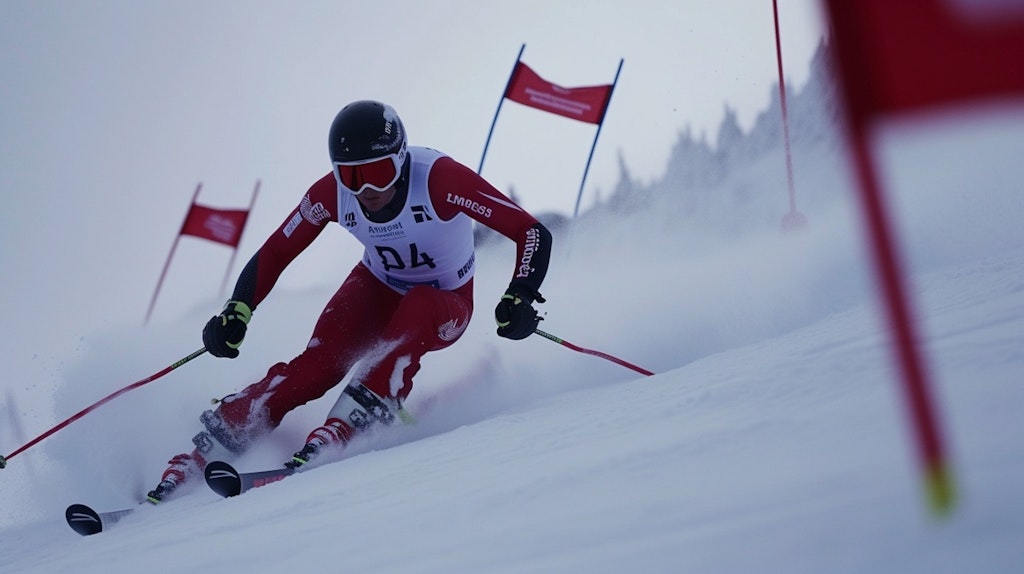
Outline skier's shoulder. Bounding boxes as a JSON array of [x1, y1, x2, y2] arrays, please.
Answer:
[[409, 145, 448, 163], [303, 171, 341, 224], [415, 147, 485, 193]]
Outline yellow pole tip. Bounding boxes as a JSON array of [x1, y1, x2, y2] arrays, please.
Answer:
[[926, 466, 957, 517]]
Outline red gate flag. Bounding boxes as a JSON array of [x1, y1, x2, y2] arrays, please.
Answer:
[[504, 61, 613, 125], [828, 0, 1024, 122], [478, 45, 623, 219], [145, 181, 260, 325], [824, 0, 1024, 515], [180, 203, 248, 247]]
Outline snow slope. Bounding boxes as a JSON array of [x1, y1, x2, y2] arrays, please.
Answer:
[[1, 52, 1023, 573]]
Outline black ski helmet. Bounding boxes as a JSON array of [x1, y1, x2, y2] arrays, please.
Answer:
[[328, 100, 407, 164]]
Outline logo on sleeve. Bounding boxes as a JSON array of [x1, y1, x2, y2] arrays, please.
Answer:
[[283, 212, 302, 238], [300, 194, 331, 225], [446, 193, 493, 218], [516, 227, 541, 279]]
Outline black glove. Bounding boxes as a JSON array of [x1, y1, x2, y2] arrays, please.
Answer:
[[203, 301, 252, 358], [494, 284, 545, 340]]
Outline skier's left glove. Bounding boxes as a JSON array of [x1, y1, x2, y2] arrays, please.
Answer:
[[203, 300, 252, 358], [494, 283, 545, 340]]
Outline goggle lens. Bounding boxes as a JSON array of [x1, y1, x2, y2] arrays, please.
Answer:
[[335, 154, 401, 195]]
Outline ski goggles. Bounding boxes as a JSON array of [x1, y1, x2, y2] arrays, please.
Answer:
[[334, 151, 404, 195]]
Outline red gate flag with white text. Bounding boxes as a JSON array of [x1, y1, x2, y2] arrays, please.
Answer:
[[180, 203, 249, 247], [824, 0, 1024, 515], [504, 61, 613, 125], [145, 182, 259, 325]]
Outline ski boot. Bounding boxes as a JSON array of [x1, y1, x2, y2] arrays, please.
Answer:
[[284, 441, 322, 469], [146, 453, 204, 504], [284, 418, 354, 468]]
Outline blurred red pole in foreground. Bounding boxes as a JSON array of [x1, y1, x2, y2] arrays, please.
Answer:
[[823, 0, 1024, 515]]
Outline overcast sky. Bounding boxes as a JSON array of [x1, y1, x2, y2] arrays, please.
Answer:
[[0, 1, 826, 397]]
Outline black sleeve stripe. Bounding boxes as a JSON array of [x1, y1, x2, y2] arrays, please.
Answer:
[[511, 222, 552, 299], [230, 254, 259, 309]]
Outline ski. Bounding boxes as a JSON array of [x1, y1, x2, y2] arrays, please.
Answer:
[[204, 460, 295, 498], [65, 503, 135, 536]]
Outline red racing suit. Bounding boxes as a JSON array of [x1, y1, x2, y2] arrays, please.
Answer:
[[207, 146, 551, 449]]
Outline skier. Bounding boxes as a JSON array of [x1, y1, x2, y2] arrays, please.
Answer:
[[147, 100, 551, 502]]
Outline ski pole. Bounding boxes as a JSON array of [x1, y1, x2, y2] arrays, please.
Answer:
[[0, 347, 207, 470], [533, 328, 654, 377]]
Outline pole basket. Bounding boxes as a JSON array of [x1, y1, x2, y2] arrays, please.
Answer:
[[782, 210, 809, 233]]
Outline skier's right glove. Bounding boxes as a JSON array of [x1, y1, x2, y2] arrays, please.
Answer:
[[494, 284, 545, 340], [203, 300, 252, 358]]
